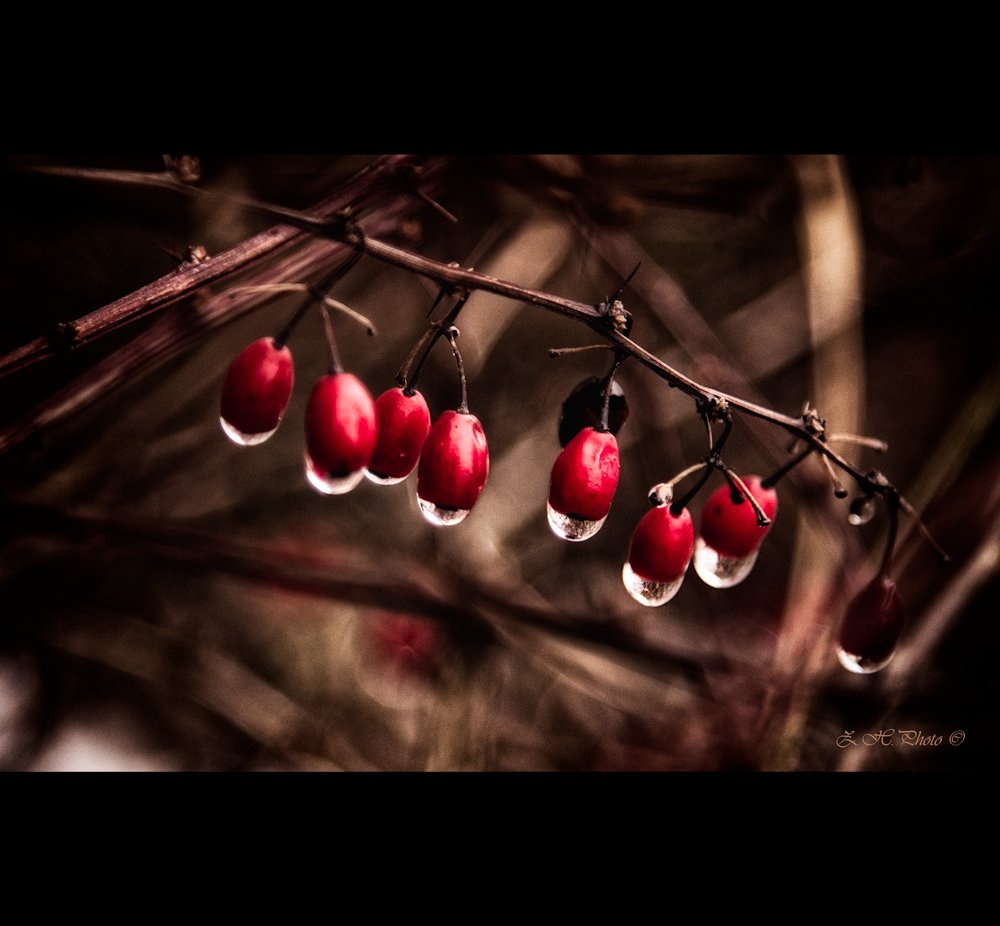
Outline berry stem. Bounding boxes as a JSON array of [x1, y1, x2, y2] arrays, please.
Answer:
[[395, 327, 437, 392], [446, 327, 469, 414], [402, 291, 469, 394], [598, 353, 626, 432], [723, 468, 771, 527], [314, 295, 377, 336], [820, 452, 849, 499], [712, 415, 734, 456], [319, 303, 343, 375], [670, 466, 715, 516], [650, 461, 710, 507], [274, 251, 362, 349], [668, 417, 734, 515], [761, 446, 814, 489]]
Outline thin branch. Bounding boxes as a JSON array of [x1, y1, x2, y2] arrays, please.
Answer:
[[0, 159, 898, 502], [0, 155, 419, 380]]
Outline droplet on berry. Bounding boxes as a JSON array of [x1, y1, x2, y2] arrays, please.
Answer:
[[836, 574, 905, 674], [692, 537, 760, 588], [622, 504, 694, 607], [547, 507, 607, 542], [694, 476, 777, 588], [304, 372, 378, 495], [848, 495, 876, 526], [558, 376, 629, 447], [621, 561, 686, 607], [546, 427, 620, 542], [219, 337, 294, 445], [364, 386, 432, 485], [416, 410, 489, 527]]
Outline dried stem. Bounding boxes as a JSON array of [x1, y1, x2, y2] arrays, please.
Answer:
[[317, 296, 377, 337]]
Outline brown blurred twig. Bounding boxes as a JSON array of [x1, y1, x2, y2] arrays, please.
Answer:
[[2, 502, 741, 690]]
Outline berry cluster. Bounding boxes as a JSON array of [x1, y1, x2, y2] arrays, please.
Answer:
[[216, 278, 923, 679], [219, 287, 490, 528], [545, 368, 779, 605]]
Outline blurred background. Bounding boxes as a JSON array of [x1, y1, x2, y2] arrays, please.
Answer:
[[0, 154, 997, 771]]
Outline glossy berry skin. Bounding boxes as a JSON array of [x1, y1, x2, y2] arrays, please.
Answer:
[[548, 427, 620, 521], [367, 387, 432, 481], [305, 373, 378, 481], [558, 376, 629, 447], [219, 338, 293, 442], [627, 506, 695, 582], [837, 574, 905, 670], [417, 410, 489, 512], [699, 476, 778, 559]]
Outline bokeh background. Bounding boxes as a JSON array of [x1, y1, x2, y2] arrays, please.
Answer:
[[1, 154, 997, 771]]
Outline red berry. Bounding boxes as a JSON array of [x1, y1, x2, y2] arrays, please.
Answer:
[[547, 427, 620, 541], [626, 506, 695, 584], [699, 476, 778, 559], [366, 387, 432, 485], [837, 574, 905, 674], [416, 410, 489, 525], [304, 372, 378, 495], [219, 337, 294, 445]]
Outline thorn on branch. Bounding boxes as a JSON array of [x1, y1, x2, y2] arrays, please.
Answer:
[[392, 161, 459, 224]]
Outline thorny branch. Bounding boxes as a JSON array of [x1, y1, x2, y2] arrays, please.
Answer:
[[1, 157, 934, 525]]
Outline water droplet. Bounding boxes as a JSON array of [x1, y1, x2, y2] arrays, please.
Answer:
[[622, 562, 685, 607], [305, 455, 365, 495], [364, 468, 408, 486], [692, 537, 759, 588], [220, 416, 278, 446], [418, 496, 470, 526], [836, 645, 895, 674], [848, 496, 876, 525], [546, 503, 607, 542]]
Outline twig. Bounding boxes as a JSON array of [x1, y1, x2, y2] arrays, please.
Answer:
[[0, 155, 420, 380], [0, 158, 906, 504]]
